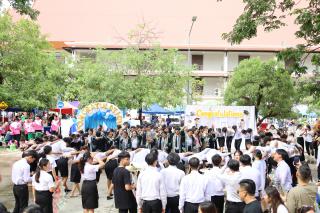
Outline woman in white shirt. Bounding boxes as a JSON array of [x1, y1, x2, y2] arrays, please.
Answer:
[[261, 186, 288, 213], [79, 152, 106, 213], [304, 125, 314, 156], [32, 158, 58, 213]]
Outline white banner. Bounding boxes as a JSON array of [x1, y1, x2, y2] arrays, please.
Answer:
[[185, 105, 256, 130]]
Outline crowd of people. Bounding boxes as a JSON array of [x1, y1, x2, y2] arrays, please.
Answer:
[[1, 114, 320, 213]]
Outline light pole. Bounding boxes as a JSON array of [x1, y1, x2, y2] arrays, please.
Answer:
[[187, 16, 197, 105]]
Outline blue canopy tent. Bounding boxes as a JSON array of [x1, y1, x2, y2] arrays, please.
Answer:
[[142, 104, 185, 115]]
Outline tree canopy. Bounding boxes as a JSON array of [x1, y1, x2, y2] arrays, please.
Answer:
[[224, 58, 296, 125], [0, 14, 69, 110], [63, 47, 193, 111], [0, 0, 39, 19]]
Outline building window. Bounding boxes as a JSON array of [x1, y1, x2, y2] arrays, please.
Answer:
[[192, 55, 203, 70], [193, 78, 204, 95], [214, 88, 219, 97], [238, 55, 250, 63]]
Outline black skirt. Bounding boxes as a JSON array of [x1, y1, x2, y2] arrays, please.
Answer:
[[35, 190, 53, 213], [81, 180, 98, 209], [218, 137, 225, 147], [104, 159, 118, 180], [70, 164, 81, 183]]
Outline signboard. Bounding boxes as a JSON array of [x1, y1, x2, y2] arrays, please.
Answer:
[[185, 105, 256, 130], [57, 101, 64, 109], [0, 101, 8, 111]]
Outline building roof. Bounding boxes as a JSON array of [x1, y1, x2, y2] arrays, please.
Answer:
[[12, 0, 308, 51]]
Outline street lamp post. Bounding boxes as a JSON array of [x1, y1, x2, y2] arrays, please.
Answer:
[[187, 16, 197, 105]]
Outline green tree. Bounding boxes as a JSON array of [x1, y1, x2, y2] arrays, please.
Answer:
[[0, 14, 69, 109], [0, 0, 39, 19], [221, 0, 320, 108], [224, 58, 296, 125], [64, 47, 192, 123]]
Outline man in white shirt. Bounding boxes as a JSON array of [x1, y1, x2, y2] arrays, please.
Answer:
[[239, 154, 262, 199], [51, 137, 75, 193], [136, 153, 167, 213], [11, 150, 37, 213], [179, 157, 209, 213], [217, 159, 245, 213], [232, 125, 242, 151], [204, 154, 225, 213], [252, 149, 266, 193], [273, 149, 292, 193], [160, 153, 185, 213]]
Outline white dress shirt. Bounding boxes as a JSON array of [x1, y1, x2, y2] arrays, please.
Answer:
[[160, 165, 185, 197], [274, 160, 292, 192], [179, 170, 209, 211], [204, 167, 225, 198], [217, 171, 242, 202], [83, 163, 100, 181], [51, 140, 75, 160], [240, 166, 261, 197], [44, 155, 57, 172], [136, 166, 167, 209], [32, 170, 55, 191], [252, 159, 266, 191], [234, 130, 242, 140], [12, 158, 32, 185]]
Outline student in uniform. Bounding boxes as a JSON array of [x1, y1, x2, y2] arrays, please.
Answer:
[[32, 158, 59, 213], [179, 157, 209, 213], [70, 146, 88, 197], [136, 153, 167, 213], [79, 151, 106, 213], [160, 153, 185, 213], [11, 150, 37, 213], [112, 151, 137, 213], [43, 146, 58, 181]]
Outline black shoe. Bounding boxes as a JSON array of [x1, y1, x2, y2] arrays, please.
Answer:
[[107, 196, 113, 200], [64, 189, 72, 193]]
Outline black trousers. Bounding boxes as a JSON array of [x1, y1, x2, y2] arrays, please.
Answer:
[[297, 137, 305, 161], [142, 199, 162, 213], [318, 163, 320, 181], [226, 136, 233, 152], [35, 190, 53, 213], [305, 142, 313, 156], [211, 195, 224, 213], [166, 196, 179, 213], [119, 208, 137, 213], [184, 202, 199, 213], [234, 139, 242, 151], [13, 184, 29, 213], [225, 201, 245, 213], [313, 141, 318, 159]]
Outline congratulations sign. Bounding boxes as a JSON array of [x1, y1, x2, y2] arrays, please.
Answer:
[[185, 105, 256, 130]]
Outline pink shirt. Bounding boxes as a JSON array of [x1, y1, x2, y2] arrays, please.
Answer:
[[24, 122, 35, 134], [33, 119, 43, 131], [10, 121, 21, 135], [51, 119, 61, 132]]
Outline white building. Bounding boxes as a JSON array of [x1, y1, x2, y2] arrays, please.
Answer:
[[13, 0, 318, 104]]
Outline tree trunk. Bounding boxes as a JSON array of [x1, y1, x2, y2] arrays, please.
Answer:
[[138, 107, 143, 125]]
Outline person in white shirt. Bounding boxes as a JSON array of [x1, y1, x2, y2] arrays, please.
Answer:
[[252, 149, 267, 194], [232, 125, 242, 151], [295, 124, 305, 161], [179, 157, 209, 213], [204, 154, 225, 213], [51, 137, 75, 193], [304, 125, 314, 156], [43, 145, 58, 181], [32, 158, 59, 213], [136, 153, 167, 213], [11, 150, 37, 213], [216, 159, 245, 213], [79, 151, 106, 213], [261, 186, 288, 213], [273, 149, 292, 193], [160, 153, 185, 213], [239, 154, 262, 199]]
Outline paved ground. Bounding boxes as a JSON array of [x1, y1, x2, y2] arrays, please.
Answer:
[[0, 150, 318, 213]]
